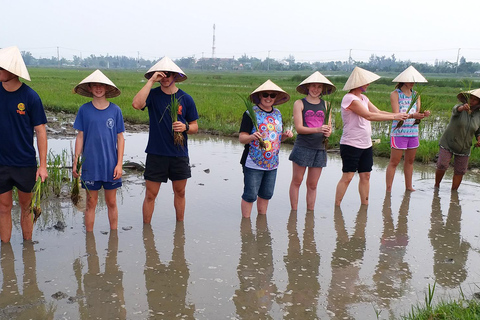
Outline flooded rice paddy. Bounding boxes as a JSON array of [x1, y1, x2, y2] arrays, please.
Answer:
[[2, 133, 480, 319]]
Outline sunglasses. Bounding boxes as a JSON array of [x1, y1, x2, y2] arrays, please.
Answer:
[[163, 71, 174, 78], [261, 92, 277, 99]]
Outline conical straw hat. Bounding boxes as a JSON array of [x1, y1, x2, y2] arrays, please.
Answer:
[[250, 79, 290, 106], [144, 56, 187, 82], [74, 69, 121, 98], [0, 46, 31, 81], [343, 67, 380, 91], [457, 88, 480, 103], [296, 71, 336, 95], [392, 66, 427, 83]]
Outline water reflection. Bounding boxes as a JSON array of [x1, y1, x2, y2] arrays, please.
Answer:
[[234, 216, 277, 319], [0, 242, 54, 319], [280, 211, 320, 319], [142, 223, 194, 319], [327, 206, 368, 319], [429, 190, 470, 288], [75, 231, 126, 319], [372, 193, 412, 318]]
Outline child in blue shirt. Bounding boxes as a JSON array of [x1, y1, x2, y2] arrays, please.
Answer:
[[73, 70, 125, 232]]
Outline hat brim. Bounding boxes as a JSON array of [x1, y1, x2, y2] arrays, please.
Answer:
[[249, 79, 290, 106], [144, 71, 187, 83], [457, 89, 480, 103], [73, 69, 121, 98], [0, 46, 30, 81], [296, 83, 336, 95], [144, 56, 187, 82], [392, 66, 428, 83], [296, 71, 336, 95], [343, 67, 380, 91], [74, 83, 121, 98]]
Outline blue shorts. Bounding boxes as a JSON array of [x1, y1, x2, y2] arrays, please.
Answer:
[[289, 145, 327, 167], [241, 166, 277, 202], [340, 144, 373, 173], [390, 136, 419, 150], [0, 166, 36, 194], [81, 180, 122, 191]]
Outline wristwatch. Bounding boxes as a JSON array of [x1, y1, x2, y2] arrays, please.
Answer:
[[184, 122, 190, 133]]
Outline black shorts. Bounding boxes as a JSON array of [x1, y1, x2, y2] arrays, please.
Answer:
[[340, 144, 373, 173], [144, 154, 191, 183], [0, 166, 37, 194]]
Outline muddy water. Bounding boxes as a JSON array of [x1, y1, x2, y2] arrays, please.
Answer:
[[2, 133, 480, 320]]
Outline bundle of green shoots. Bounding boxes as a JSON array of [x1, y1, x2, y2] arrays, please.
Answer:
[[322, 92, 337, 147], [239, 94, 266, 149], [30, 177, 43, 224], [460, 80, 475, 114], [394, 85, 426, 130], [71, 155, 84, 205], [169, 94, 185, 147]]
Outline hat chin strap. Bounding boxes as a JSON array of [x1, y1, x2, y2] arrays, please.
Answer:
[[161, 78, 176, 88]]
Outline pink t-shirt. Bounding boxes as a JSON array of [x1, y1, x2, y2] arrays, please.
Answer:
[[340, 93, 372, 149]]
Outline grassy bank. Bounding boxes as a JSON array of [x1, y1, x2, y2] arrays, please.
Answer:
[[27, 68, 480, 167], [395, 283, 480, 320]]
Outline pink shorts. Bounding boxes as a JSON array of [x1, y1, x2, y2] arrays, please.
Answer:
[[390, 136, 419, 150]]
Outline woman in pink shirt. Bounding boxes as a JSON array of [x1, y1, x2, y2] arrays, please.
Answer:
[[335, 67, 408, 206]]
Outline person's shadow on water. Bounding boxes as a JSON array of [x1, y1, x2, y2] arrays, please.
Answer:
[[234, 216, 277, 319], [0, 241, 54, 319], [429, 190, 470, 288], [74, 231, 126, 319], [142, 223, 194, 319], [327, 205, 368, 319], [278, 210, 320, 319], [371, 192, 413, 318]]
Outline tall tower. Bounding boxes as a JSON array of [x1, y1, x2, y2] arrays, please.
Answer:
[[212, 24, 216, 59]]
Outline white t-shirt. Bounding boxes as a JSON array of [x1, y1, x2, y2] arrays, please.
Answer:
[[340, 93, 372, 149]]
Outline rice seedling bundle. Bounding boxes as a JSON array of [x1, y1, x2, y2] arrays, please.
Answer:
[[238, 94, 266, 149]]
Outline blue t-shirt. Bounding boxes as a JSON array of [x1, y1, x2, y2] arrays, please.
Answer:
[[144, 88, 198, 157], [73, 102, 125, 182], [0, 83, 47, 167]]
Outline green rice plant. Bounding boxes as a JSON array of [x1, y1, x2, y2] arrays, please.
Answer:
[[71, 155, 84, 205], [322, 91, 339, 148], [169, 94, 185, 147], [400, 283, 480, 320], [238, 94, 266, 149], [30, 177, 42, 224], [425, 281, 436, 312], [394, 85, 427, 130], [46, 149, 70, 197]]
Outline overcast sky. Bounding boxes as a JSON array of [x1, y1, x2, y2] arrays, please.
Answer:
[[3, 0, 480, 64]]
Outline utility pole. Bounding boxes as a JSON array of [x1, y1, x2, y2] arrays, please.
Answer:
[[349, 49, 353, 71], [456, 48, 461, 74], [212, 24, 216, 59], [267, 50, 270, 71], [57, 46, 60, 67]]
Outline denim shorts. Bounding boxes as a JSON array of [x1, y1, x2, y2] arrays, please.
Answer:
[[241, 166, 277, 202], [340, 144, 373, 173], [289, 144, 327, 167], [82, 180, 122, 191]]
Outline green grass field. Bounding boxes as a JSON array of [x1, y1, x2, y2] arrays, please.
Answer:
[[27, 68, 480, 167]]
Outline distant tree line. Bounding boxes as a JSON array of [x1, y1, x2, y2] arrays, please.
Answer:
[[20, 51, 480, 74]]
